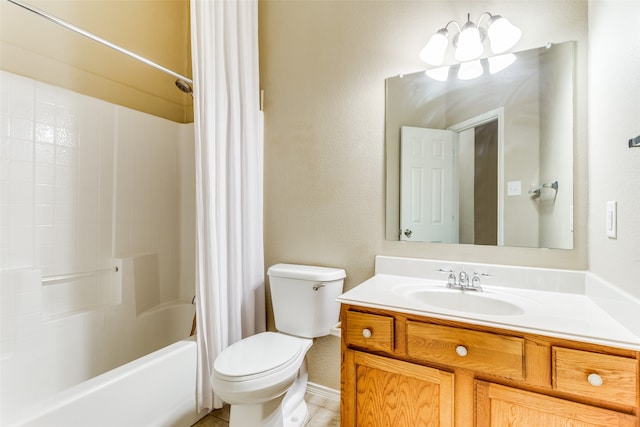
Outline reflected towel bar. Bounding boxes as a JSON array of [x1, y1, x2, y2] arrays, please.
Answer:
[[529, 181, 558, 195]]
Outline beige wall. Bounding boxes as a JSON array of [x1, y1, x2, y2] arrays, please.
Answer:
[[588, 1, 640, 298], [0, 0, 192, 123], [260, 0, 588, 390]]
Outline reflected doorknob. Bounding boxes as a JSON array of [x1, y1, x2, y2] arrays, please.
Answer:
[[403, 229, 413, 238]]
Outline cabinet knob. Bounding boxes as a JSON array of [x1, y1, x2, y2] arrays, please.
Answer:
[[587, 373, 603, 387], [362, 328, 372, 339], [455, 345, 468, 357]]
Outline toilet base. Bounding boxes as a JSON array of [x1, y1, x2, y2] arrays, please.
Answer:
[[228, 360, 310, 427], [283, 399, 308, 427], [228, 399, 308, 427]]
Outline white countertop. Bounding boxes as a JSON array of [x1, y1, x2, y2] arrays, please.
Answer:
[[338, 258, 640, 351]]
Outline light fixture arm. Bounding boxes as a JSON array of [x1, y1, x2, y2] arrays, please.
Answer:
[[476, 12, 495, 29], [433, 20, 462, 40], [442, 20, 462, 33], [442, 12, 499, 36]]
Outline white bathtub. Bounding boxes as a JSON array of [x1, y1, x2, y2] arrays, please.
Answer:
[[8, 338, 207, 427]]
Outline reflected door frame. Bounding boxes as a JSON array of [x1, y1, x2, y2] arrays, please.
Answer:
[[448, 107, 505, 246]]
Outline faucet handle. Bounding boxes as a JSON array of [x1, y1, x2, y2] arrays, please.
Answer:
[[473, 272, 493, 278], [470, 272, 490, 291], [458, 270, 469, 286], [470, 275, 483, 291], [436, 268, 457, 288]]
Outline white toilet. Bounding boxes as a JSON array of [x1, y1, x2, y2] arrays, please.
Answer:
[[211, 263, 346, 427]]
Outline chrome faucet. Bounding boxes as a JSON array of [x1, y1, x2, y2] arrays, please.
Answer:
[[458, 271, 469, 287], [437, 268, 487, 291]]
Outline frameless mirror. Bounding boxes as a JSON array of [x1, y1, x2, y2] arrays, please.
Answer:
[[385, 42, 574, 249]]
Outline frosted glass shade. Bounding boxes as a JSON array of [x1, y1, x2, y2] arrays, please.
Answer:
[[488, 53, 516, 74], [419, 30, 449, 65], [457, 60, 483, 80], [425, 66, 450, 81], [487, 16, 522, 54], [455, 23, 483, 61]]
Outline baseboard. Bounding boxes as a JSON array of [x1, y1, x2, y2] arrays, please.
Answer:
[[306, 382, 340, 402]]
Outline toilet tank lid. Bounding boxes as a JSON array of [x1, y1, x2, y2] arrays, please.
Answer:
[[267, 263, 346, 281]]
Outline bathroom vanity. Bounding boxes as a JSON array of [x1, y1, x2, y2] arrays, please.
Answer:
[[338, 257, 640, 427]]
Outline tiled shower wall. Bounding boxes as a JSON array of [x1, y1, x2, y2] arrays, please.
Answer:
[[0, 71, 194, 423], [1, 71, 114, 278]]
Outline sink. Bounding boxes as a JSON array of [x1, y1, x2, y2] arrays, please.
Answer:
[[398, 287, 525, 316]]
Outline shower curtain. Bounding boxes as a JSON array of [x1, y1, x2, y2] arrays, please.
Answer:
[[190, 0, 265, 412]]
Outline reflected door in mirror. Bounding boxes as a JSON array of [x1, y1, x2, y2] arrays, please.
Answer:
[[400, 126, 456, 243]]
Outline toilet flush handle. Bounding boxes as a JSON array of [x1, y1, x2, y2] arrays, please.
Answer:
[[313, 283, 325, 291]]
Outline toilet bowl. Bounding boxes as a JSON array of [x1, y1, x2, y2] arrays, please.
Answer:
[[212, 332, 312, 426], [211, 264, 345, 427]]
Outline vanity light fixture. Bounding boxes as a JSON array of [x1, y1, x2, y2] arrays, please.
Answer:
[[455, 19, 484, 61], [425, 53, 518, 82], [425, 65, 450, 81], [419, 12, 522, 66], [487, 15, 523, 54], [457, 60, 484, 80], [488, 53, 517, 74]]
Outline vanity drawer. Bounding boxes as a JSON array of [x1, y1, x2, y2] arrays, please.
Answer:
[[345, 311, 394, 353], [407, 321, 525, 380], [552, 347, 638, 406]]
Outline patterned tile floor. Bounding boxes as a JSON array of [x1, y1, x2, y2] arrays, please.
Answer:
[[192, 392, 340, 427]]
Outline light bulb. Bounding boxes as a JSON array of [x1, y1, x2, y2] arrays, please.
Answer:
[[487, 15, 522, 54], [457, 60, 483, 80], [488, 53, 516, 74], [455, 22, 483, 61], [425, 66, 450, 81], [419, 29, 449, 66]]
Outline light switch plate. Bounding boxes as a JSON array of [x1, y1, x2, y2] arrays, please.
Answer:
[[507, 180, 521, 196], [606, 201, 617, 239]]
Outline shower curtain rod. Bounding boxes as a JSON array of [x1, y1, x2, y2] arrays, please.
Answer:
[[5, 0, 193, 85]]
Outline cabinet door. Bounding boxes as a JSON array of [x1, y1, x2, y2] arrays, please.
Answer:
[[342, 350, 454, 427], [476, 381, 638, 427]]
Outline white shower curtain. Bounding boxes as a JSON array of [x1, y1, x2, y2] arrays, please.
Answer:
[[190, 0, 265, 412]]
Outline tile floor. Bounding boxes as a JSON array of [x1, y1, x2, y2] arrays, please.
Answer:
[[192, 392, 340, 427]]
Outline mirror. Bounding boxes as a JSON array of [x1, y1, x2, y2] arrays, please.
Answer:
[[386, 42, 574, 249]]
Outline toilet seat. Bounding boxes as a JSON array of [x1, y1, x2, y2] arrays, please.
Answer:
[[214, 332, 309, 382]]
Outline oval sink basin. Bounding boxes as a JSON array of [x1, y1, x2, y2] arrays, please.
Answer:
[[405, 289, 525, 316]]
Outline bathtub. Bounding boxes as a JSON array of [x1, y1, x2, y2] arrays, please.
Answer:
[[7, 338, 208, 427]]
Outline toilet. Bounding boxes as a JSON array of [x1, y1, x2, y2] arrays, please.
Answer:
[[211, 263, 346, 427]]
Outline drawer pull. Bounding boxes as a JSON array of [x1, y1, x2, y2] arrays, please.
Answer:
[[362, 328, 372, 338], [587, 373, 603, 387], [455, 345, 468, 357]]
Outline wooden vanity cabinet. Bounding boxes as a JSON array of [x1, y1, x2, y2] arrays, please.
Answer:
[[344, 350, 454, 427], [476, 381, 638, 426], [340, 304, 640, 427]]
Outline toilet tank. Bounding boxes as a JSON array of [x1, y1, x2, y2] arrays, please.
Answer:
[[267, 264, 346, 339]]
